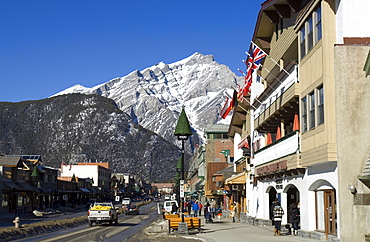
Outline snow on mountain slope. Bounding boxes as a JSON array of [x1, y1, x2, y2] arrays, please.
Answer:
[[53, 52, 243, 145]]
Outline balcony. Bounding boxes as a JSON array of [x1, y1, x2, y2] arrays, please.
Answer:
[[253, 130, 300, 167], [253, 64, 299, 133]]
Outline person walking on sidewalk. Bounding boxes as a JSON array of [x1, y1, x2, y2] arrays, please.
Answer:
[[199, 202, 203, 216], [229, 203, 236, 222], [290, 202, 300, 236], [216, 207, 222, 222], [271, 198, 278, 225], [273, 202, 284, 236], [192, 201, 200, 217], [171, 202, 178, 215]]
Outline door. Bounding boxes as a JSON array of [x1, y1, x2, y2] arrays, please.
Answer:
[[315, 189, 336, 238]]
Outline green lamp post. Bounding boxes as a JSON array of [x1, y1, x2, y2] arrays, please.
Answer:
[[174, 106, 192, 224]]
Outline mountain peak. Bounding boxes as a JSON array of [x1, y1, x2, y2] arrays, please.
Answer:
[[53, 53, 243, 146]]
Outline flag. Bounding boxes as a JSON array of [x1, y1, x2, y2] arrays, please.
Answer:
[[243, 42, 267, 96], [220, 90, 237, 119], [220, 96, 230, 119]]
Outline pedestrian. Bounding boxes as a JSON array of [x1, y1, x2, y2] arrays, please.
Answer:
[[171, 202, 178, 215], [192, 201, 200, 217], [205, 203, 213, 223], [229, 203, 236, 222], [187, 199, 192, 214], [198, 202, 203, 216], [273, 202, 284, 236], [216, 207, 222, 222], [290, 202, 300, 236], [210, 199, 216, 218], [271, 198, 278, 225]]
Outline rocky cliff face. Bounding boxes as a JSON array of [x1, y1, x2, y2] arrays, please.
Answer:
[[54, 53, 243, 147], [0, 94, 181, 182]]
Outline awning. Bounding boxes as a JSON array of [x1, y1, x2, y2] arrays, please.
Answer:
[[225, 172, 247, 185], [185, 190, 198, 195], [37, 187, 52, 193], [2, 180, 20, 190], [92, 187, 101, 194], [17, 182, 36, 191], [79, 188, 90, 193], [36, 165, 46, 173]]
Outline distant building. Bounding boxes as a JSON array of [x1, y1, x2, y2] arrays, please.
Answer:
[[60, 162, 111, 187], [151, 183, 174, 194]]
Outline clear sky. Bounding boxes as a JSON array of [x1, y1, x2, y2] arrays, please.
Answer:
[[1, 0, 262, 102]]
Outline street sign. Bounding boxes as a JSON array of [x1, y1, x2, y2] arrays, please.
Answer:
[[180, 180, 184, 198]]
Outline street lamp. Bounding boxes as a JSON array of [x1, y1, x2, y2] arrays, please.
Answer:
[[174, 106, 192, 225]]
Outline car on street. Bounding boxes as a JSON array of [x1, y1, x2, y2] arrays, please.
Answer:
[[88, 202, 118, 226], [122, 197, 131, 205], [163, 200, 178, 213], [125, 204, 139, 215]]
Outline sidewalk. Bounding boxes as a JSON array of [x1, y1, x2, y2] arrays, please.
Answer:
[[185, 217, 314, 242]]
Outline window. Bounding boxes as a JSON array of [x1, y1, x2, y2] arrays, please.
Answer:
[[302, 85, 325, 132], [307, 16, 313, 51], [301, 97, 307, 132], [309, 92, 315, 129], [315, 6, 322, 42], [300, 27, 306, 59], [299, 5, 322, 59], [317, 85, 324, 124]]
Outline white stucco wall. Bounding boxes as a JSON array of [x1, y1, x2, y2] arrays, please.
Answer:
[[247, 165, 338, 233], [336, 0, 370, 44]]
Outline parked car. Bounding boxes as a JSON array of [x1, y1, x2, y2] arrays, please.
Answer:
[[163, 200, 178, 213], [125, 204, 139, 215], [122, 197, 131, 205]]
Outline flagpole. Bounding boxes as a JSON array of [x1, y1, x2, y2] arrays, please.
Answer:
[[262, 67, 284, 85], [250, 41, 291, 76]]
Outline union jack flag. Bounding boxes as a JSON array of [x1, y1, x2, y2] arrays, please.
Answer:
[[243, 42, 267, 96]]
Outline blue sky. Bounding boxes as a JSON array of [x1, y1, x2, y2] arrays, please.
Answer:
[[1, 0, 262, 102]]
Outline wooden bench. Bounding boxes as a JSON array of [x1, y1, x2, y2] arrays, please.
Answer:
[[164, 214, 180, 220], [168, 217, 201, 233]]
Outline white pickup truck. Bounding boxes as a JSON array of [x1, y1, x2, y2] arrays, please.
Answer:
[[88, 202, 118, 226]]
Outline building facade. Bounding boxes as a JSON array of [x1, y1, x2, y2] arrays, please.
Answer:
[[225, 0, 370, 241]]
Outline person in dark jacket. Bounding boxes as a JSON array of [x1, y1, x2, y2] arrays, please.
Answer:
[[171, 202, 178, 214], [290, 202, 300, 236], [273, 202, 284, 236]]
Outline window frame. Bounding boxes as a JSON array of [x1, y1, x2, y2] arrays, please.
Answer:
[[309, 91, 315, 130], [317, 85, 324, 125], [301, 97, 307, 132], [299, 4, 322, 59]]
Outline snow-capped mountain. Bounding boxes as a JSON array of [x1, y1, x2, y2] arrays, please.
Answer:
[[54, 53, 243, 145]]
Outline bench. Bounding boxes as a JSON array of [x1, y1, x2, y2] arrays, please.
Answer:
[[164, 214, 180, 220], [168, 217, 201, 234]]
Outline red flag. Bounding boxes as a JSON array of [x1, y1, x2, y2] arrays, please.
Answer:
[[220, 96, 231, 119], [220, 91, 237, 119]]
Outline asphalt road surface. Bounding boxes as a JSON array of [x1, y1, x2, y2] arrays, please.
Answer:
[[14, 202, 160, 242]]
